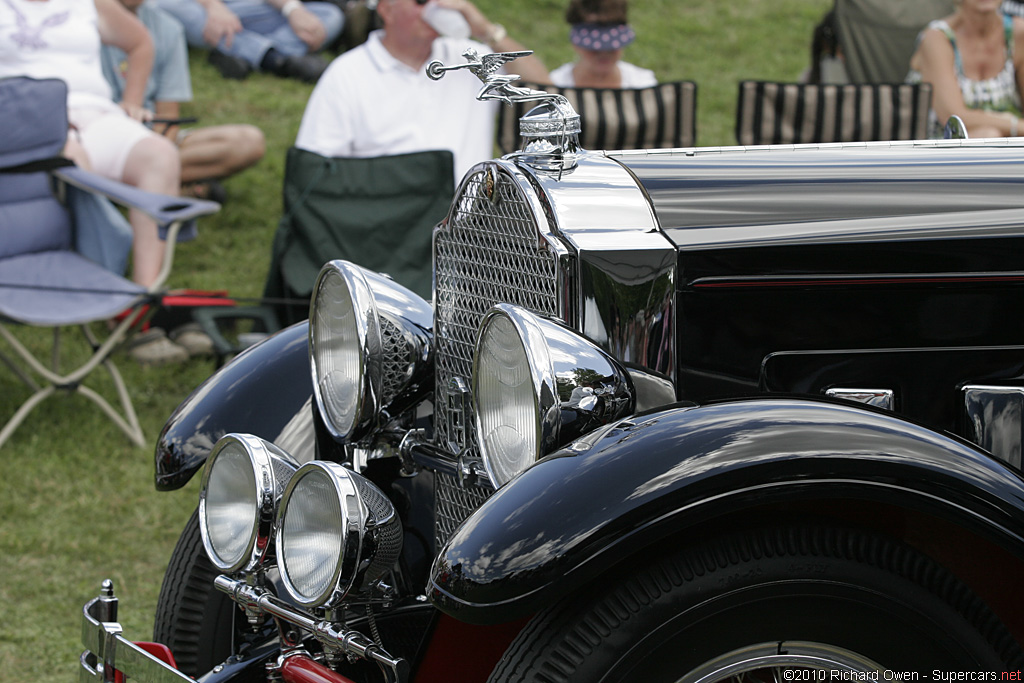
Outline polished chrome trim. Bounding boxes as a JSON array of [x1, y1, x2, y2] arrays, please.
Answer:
[[627, 367, 677, 412], [519, 152, 660, 241], [198, 434, 300, 574], [518, 152, 677, 381], [963, 384, 1024, 469], [310, 261, 433, 444], [944, 114, 968, 140], [362, 267, 434, 413], [473, 304, 557, 488], [214, 575, 405, 677], [276, 461, 401, 608], [310, 261, 380, 442], [824, 388, 895, 411], [473, 304, 635, 487], [425, 49, 580, 169], [432, 160, 573, 469], [80, 581, 193, 683], [276, 461, 366, 608], [605, 135, 1024, 159], [516, 97, 583, 173]]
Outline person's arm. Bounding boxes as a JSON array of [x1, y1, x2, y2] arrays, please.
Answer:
[[94, 0, 154, 121], [440, 0, 550, 84], [265, 0, 326, 50], [912, 27, 1017, 136], [189, 0, 243, 49]]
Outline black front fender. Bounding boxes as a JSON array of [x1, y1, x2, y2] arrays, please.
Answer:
[[428, 397, 1024, 624], [155, 321, 313, 491]]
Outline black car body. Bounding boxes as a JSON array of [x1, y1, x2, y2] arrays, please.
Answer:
[[82, 74, 1024, 682]]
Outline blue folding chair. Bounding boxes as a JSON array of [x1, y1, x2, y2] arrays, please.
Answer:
[[0, 76, 219, 448]]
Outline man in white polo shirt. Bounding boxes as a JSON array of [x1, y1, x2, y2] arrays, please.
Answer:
[[294, 0, 548, 183]]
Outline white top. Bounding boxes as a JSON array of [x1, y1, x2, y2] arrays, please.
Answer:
[[549, 60, 657, 88], [295, 30, 498, 182], [0, 0, 118, 112]]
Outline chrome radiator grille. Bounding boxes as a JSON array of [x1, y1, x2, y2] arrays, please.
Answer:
[[434, 471, 494, 548], [432, 165, 561, 544]]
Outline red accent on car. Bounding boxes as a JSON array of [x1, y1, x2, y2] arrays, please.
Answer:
[[414, 614, 528, 682], [133, 642, 178, 668], [280, 653, 358, 683]]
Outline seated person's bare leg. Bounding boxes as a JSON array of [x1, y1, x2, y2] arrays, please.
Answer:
[[121, 135, 181, 288], [178, 125, 265, 183], [63, 136, 92, 170]]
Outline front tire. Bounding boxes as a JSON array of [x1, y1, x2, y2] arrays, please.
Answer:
[[489, 523, 1022, 682], [153, 508, 240, 677]]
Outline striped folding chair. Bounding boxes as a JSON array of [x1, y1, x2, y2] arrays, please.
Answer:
[[734, 80, 932, 146], [497, 80, 697, 154]]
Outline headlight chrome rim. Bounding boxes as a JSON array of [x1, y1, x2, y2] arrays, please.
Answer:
[[198, 433, 299, 574], [309, 260, 435, 444], [309, 261, 383, 442], [275, 461, 365, 608], [472, 304, 560, 488], [472, 304, 636, 488]]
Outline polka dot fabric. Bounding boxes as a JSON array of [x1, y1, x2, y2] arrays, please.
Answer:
[[570, 23, 636, 51]]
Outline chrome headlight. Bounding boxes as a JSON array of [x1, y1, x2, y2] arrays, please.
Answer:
[[309, 260, 433, 443], [473, 304, 635, 488], [276, 461, 403, 608], [198, 434, 300, 573]]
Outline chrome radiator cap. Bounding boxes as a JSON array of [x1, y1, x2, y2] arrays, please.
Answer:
[[518, 96, 582, 170]]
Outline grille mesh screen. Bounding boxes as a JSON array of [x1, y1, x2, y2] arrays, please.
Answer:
[[354, 475, 403, 583], [432, 166, 560, 545], [380, 317, 409, 403], [434, 471, 495, 548]]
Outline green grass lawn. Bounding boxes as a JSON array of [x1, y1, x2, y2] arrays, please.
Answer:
[[0, 2, 828, 681]]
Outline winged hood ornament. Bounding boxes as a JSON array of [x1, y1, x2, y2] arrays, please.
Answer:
[[426, 49, 582, 173], [426, 48, 554, 107]]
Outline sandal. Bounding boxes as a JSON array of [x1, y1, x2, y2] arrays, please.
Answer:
[[183, 179, 227, 204]]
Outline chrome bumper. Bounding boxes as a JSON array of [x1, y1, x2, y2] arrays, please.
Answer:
[[79, 579, 193, 683]]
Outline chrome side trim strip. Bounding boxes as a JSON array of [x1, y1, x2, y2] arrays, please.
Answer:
[[963, 384, 1024, 470], [825, 388, 895, 411]]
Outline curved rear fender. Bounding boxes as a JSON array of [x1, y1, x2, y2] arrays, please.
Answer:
[[428, 397, 1024, 624], [155, 322, 314, 491]]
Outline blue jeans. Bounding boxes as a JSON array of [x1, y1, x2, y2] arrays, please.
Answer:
[[154, 0, 344, 68]]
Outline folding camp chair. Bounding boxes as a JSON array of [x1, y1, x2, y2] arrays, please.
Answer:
[[0, 76, 219, 449], [185, 147, 452, 366]]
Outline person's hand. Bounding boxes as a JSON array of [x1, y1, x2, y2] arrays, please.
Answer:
[[202, 2, 242, 49], [287, 6, 327, 50], [436, 0, 491, 42], [120, 101, 154, 123]]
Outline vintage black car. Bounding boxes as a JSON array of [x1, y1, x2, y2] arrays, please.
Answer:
[[82, 57, 1024, 682]]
